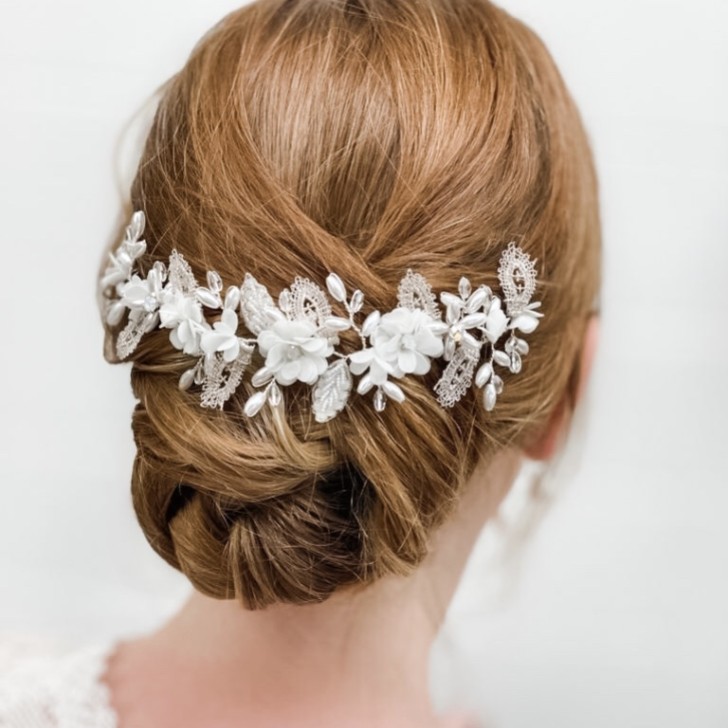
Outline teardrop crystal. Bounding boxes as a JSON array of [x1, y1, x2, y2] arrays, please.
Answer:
[[207, 270, 223, 293], [268, 381, 282, 406], [193, 360, 206, 385], [349, 289, 364, 313], [373, 387, 387, 412], [458, 276, 472, 299]]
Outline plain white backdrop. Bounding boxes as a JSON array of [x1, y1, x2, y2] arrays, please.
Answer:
[[1, 1, 727, 726]]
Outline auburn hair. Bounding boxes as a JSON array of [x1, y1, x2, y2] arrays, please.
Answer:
[[101, 0, 601, 609]]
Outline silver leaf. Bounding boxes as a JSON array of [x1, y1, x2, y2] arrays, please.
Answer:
[[240, 273, 277, 335], [312, 359, 353, 423]]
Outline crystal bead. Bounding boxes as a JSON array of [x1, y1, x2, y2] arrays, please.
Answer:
[[444, 336, 456, 361], [515, 338, 529, 355], [458, 276, 471, 299], [153, 260, 167, 280], [373, 388, 386, 412], [207, 270, 223, 293], [193, 360, 206, 385], [268, 381, 282, 406], [349, 289, 364, 313]]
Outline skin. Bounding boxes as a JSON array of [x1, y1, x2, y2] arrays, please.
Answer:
[[104, 316, 599, 728]]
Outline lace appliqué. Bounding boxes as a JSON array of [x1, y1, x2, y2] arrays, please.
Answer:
[[0, 636, 118, 728]]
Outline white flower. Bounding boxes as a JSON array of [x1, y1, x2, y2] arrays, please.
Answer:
[[159, 289, 207, 355], [509, 302, 544, 334], [200, 308, 242, 363], [257, 318, 334, 386], [483, 298, 508, 343], [119, 270, 162, 313], [349, 307, 444, 383]]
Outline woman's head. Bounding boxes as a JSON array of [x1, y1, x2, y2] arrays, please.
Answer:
[[102, 0, 600, 609]]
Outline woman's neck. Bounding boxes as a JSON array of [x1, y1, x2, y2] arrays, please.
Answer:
[[105, 448, 521, 728]]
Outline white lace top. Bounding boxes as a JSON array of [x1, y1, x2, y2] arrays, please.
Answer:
[[0, 634, 118, 727]]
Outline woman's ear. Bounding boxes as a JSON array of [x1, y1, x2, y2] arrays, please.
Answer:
[[524, 314, 600, 461]]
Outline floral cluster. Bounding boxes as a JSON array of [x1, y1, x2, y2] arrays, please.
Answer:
[[100, 211, 543, 423]]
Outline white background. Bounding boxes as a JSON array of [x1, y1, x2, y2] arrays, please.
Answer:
[[1, 1, 727, 726]]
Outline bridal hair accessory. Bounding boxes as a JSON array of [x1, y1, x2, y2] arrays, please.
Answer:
[[101, 211, 543, 422]]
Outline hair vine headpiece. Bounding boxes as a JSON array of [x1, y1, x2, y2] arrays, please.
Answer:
[[100, 211, 543, 423]]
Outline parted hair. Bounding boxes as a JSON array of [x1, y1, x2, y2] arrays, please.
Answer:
[[101, 0, 601, 609]]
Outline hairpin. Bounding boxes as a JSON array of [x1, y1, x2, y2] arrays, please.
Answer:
[[100, 211, 543, 422]]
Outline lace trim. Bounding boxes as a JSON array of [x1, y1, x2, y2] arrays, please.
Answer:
[[0, 637, 119, 727]]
